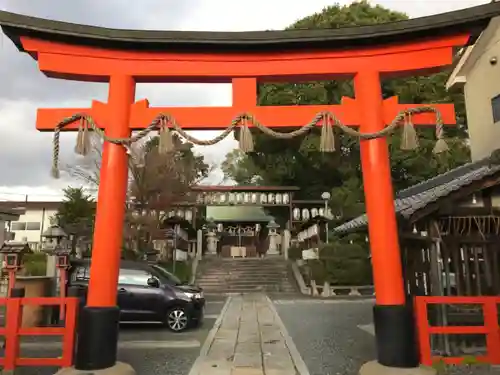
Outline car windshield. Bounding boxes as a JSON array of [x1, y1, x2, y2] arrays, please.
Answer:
[[151, 265, 183, 285]]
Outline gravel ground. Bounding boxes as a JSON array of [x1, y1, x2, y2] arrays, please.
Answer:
[[273, 298, 376, 375], [272, 298, 500, 375]]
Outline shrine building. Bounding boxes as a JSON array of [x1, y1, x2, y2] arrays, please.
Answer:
[[159, 185, 332, 258]]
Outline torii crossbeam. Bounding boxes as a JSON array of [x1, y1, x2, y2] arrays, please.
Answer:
[[1, 3, 499, 373]]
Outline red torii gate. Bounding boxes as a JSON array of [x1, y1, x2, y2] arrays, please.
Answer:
[[1, 3, 499, 373]]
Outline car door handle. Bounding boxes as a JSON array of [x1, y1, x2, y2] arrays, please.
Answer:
[[118, 288, 129, 293]]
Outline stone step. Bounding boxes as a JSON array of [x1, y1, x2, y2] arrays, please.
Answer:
[[198, 272, 288, 279], [200, 265, 288, 271], [196, 259, 296, 294], [197, 280, 288, 288]]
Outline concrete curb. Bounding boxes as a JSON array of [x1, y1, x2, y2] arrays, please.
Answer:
[[187, 296, 232, 375], [265, 295, 311, 375], [18, 340, 202, 350]]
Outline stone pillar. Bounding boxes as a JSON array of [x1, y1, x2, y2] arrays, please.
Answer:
[[282, 230, 291, 260], [196, 229, 203, 260], [206, 231, 218, 255]]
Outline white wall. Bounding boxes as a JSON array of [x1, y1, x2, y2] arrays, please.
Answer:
[[9, 208, 57, 251], [463, 24, 500, 161]]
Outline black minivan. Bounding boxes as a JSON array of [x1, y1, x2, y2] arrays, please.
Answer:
[[68, 259, 205, 332]]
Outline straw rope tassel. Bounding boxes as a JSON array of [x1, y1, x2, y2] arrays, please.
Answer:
[[320, 113, 335, 152], [433, 118, 449, 154], [74, 117, 91, 156], [158, 117, 175, 154], [400, 112, 419, 150], [239, 116, 254, 153]]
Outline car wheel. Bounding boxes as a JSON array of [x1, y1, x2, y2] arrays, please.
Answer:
[[165, 307, 189, 332]]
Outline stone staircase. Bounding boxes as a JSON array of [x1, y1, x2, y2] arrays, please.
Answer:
[[195, 257, 297, 294]]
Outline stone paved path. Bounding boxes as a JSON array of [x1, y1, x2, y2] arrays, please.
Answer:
[[189, 293, 307, 375]]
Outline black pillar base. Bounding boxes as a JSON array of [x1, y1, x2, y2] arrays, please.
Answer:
[[373, 303, 419, 368], [75, 306, 120, 371]]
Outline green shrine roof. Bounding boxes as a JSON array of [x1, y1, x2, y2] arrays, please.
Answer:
[[206, 206, 274, 223]]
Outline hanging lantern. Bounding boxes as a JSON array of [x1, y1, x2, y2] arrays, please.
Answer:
[[319, 208, 325, 216], [311, 208, 319, 217], [472, 194, 477, 204], [229, 193, 235, 203], [268, 193, 275, 204], [275, 194, 282, 204], [185, 210, 193, 222], [293, 208, 300, 220], [283, 193, 290, 204], [302, 208, 310, 220], [244, 193, 250, 203], [260, 194, 267, 204], [251, 193, 258, 203]]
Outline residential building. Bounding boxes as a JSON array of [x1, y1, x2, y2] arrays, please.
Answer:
[[446, 15, 500, 161], [0, 201, 60, 251]]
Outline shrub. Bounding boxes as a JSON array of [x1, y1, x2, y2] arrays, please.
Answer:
[[314, 239, 372, 286], [157, 260, 191, 283], [288, 244, 302, 261], [22, 253, 47, 276]]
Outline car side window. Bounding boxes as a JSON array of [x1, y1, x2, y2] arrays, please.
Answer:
[[118, 269, 154, 287], [71, 266, 90, 282]]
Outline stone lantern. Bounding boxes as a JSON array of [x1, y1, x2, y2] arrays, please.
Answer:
[[42, 225, 71, 277], [266, 220, 280, 255], [42, 225, 68, 248], [205, 218, 218, 255]]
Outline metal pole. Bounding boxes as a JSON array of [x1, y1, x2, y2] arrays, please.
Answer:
[[324, 200, 329, 244], [173, 225, 178, 275]]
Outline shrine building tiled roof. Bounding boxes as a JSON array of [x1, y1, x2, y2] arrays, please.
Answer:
[[333, 153, 500, 234]]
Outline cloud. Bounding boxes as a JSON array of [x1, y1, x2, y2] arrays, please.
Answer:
[[0, 0, 490, 199]]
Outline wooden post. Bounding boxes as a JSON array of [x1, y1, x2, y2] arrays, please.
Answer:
[[75, 75, 135, 371], [355, 70, 418, 368]]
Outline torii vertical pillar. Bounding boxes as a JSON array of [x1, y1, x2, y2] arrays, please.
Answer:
[[355, 70, 418, 368], [74, 75, 135, 370]]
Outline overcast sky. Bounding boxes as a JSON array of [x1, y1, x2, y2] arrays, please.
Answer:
[[0, 0, 489, 201]]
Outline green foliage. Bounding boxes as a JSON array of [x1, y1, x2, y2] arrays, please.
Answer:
[[318, 238, 372, 285], [221, 0, 471, 222], [157, 260, 191, 283], [287, 244, 302, 261], [55, 187, 95, 232], [432, 356, 489, 374], [22, 253, 47, 276]]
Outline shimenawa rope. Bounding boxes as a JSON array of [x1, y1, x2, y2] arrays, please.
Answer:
[[51, 106, 447, 178]]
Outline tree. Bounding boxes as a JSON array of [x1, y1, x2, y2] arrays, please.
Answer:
[[66, 132, 211, 256], [124, 136, 210, 252], [221, 149, 262, 185], [222, 0, 470, 220], [55, 187, 95, 229], [54, 186, 96, 255]]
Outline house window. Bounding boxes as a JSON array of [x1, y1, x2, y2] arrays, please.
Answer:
[[492, 94, 500, 123], [26, 222, 41, 231], [11, 222, 26, 231]]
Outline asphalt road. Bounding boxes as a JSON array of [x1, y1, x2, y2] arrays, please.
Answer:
[[273, 298, 376, 375], [11, 296, 227, 375]]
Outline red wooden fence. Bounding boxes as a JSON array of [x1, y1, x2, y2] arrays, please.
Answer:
[[415, 296, 500, 365], [0, 296, 78, 371]]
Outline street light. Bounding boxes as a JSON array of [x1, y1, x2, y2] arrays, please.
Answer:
[[321, 192, 331, 244]]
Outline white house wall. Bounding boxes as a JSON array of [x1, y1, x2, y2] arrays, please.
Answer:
[[464, 24, 500, 161], [8, 208, 57, 250]]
